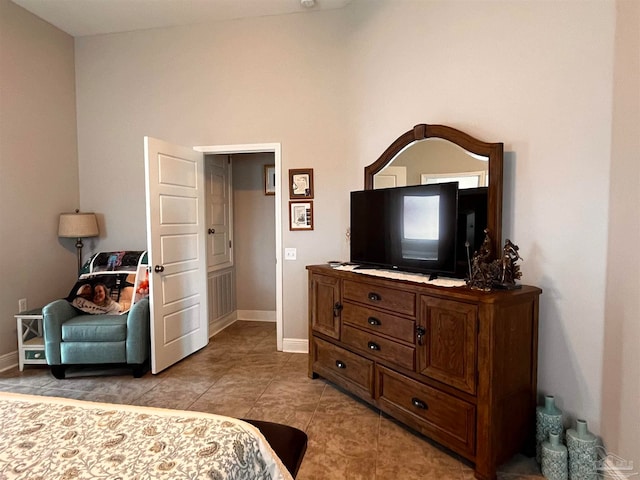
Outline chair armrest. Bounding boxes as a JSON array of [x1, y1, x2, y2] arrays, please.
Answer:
[[43, 299, 78, 365], [126, 298, 150, 364]]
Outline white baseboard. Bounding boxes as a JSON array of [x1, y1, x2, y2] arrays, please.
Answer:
[[283, 338, 308, 354], [208, 311, 237, 338], [0, 351, 18, 372], [236, 310, 276, 322]]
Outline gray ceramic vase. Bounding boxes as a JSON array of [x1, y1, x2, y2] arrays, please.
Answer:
[[536, 394, 564, 464], [542, 432, 568, 480], [567, 419, 598, 480]]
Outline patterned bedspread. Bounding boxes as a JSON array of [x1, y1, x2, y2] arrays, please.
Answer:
[[0, 392, 293, 480]]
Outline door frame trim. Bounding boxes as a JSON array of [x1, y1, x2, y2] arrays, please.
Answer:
[[194, 143, 283, 351]]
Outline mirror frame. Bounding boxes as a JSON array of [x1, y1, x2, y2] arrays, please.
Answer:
[[364, 124, 504, 257]]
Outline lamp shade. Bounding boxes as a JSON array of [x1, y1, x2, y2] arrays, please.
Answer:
[[58, 212, 99, 238]]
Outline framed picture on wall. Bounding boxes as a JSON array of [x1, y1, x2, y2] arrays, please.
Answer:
[[289, 168, 314, 199], [289, 201, 314, 231], [264, 165, 276, 195]]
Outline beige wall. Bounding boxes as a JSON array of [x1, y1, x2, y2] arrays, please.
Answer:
[[231, 153, 276, 311], [0, 0, 79, 360], [68, 0, 634, 459], [346, 0, 614, 434], [74, 10, 352, 340], [601, 0, 640, 466]]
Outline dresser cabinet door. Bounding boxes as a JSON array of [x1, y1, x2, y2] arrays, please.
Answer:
[[309, 273, 342, 339], [418, 296, 477, 395]]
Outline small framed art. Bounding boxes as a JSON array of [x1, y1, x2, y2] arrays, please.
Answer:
[[264, 165, 276, 195], [289, 201, 314, 231], [289, 168, 314, 199]]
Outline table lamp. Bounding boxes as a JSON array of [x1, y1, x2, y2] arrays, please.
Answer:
[[58, 209, 99, 273]]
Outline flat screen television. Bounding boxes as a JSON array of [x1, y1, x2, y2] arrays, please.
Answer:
[[350, 182, 459, 278]]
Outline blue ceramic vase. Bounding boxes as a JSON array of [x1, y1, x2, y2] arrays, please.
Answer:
[[542, 432, 568, 480], [567, 419, 598, 480], [536, 395, 564, 464]]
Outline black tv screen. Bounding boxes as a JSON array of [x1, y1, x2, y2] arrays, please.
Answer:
[[350, 182, 459, 277]]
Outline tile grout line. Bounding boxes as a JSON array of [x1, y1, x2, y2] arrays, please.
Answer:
[[373, 409, 382, 480], [303, 382, 327, 433], [241, 339, 282, 419]]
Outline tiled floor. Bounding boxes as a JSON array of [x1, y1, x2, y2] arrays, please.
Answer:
[[0, 321, 544, 479]]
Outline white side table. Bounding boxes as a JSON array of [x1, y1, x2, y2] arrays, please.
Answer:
[[15, 308, 46, 370]]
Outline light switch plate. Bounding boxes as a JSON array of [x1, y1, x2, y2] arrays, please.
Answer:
[[284, 248, 297, 260]]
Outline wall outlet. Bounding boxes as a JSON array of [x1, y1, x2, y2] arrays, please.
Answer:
[[284, 248, 297, 260], [18, 298, 27, 313]]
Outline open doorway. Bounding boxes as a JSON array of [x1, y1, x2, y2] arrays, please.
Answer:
[[195, 143, 283, 350], [205, 152, 277, 335]]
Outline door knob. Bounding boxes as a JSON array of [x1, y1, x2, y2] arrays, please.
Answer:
[[208, 228, 215, 234], [154, 265, 165, 273]]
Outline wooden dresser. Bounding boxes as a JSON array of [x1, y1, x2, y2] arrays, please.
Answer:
[[307, 264, 541, 480]]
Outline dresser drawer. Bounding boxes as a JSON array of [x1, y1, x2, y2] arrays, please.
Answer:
[[312, 337, 374, 398], [342, 302, 415, 343], [376, 365, 476, 458], [343, 280, 416, 317], [342, 324, 415, 370]]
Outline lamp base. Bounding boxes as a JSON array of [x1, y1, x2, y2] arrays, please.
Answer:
[[75, 238, 84, 275]]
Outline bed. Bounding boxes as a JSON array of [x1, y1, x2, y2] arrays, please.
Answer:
[[0, 392, 307, 479]]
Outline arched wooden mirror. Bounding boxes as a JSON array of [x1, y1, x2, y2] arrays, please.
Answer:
[[364, 124, 503, 257]]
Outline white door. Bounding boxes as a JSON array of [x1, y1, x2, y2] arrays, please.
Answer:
[[144, 136, 209, 374], [205, 155, 232, 270]]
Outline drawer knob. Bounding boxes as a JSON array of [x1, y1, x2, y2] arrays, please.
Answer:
[[367, 317, 381, 326], [368, 292, 381, 302], [34, 353, 42, 359], [335, 360, 346, 369], [367, 341, 380, 351], [411, 397, 428, 410]]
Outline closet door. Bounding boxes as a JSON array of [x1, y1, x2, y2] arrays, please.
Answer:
[[205, 155, 232, 270]]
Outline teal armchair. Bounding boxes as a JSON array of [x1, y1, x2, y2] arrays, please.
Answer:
[[43, 297, 150, 379]]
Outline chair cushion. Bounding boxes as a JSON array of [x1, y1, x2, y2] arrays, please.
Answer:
[[62, 315, 127, 342], [61, 342, 126, 364]]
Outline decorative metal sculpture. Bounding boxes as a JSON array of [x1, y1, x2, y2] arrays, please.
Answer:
[[467, 230, 523, 291], [497, 238, 523, 288]]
